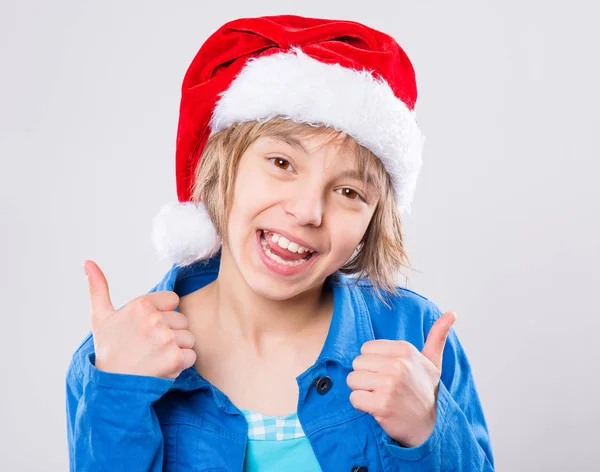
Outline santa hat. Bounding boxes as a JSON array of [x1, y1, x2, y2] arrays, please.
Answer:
[[152, 15, 425, 267]]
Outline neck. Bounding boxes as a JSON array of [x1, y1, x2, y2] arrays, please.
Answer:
[[211, 250, 333, 356]]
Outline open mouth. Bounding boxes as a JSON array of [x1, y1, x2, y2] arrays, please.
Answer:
[[258, 229, 316, 267]]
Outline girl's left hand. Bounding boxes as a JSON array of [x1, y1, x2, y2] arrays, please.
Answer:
[[347, 311, 457, 447]]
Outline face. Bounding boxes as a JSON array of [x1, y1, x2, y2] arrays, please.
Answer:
[[221, 131, 380, 301]]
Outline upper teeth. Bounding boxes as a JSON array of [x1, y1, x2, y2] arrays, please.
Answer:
[[264, 231, 314, 254]]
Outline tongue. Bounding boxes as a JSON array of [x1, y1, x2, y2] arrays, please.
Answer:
[[264, 231, 309, 261]]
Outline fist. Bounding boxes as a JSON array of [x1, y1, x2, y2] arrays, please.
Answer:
[[84, 260, 197, 379], [347, 311, 457, 447]]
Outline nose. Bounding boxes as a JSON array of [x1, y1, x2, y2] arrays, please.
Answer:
[[284, 189, 324, 227]]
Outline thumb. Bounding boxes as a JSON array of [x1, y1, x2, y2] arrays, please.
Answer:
[[421, 311, 457, 371], [84, 260, 115, 323]]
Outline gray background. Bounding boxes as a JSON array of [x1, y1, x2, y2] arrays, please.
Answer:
[[1, 0, 598, 470]]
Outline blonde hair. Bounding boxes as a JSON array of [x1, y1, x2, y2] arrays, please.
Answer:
[[191, 117, 414, 303]]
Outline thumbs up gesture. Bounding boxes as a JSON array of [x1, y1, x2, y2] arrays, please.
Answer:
[[347, 311, 457, 447], [84, 260, 197, 379]]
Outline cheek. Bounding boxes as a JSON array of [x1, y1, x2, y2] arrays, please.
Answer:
[[230, 168, 272, 217], [227, 176, 280, 247], [231, 187, 274, 221], [329, 214, 370, 255]]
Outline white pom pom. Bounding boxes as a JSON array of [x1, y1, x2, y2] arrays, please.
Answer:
[[152, 201, 221, 267]]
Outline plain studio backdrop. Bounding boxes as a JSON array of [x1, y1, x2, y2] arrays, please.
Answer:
[[1, 1, 598, 470]]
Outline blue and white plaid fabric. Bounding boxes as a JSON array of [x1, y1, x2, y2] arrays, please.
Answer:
[[240, 408, 306, 440]]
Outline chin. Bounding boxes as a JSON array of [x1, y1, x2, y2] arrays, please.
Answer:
[[251, 281, 303, 301], [246, 262, 317, 299]]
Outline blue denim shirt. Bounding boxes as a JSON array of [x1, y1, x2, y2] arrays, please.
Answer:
[[66, 252, 495, 471]]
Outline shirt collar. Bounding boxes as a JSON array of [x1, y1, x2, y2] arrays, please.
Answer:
[[155, 250, 375, 392]]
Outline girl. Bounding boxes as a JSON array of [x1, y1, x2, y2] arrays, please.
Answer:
[[67, 15, 495, 471]]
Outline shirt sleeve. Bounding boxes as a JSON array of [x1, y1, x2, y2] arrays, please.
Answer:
[[65, 346, 175, 472], [381, 307, 495, 470]]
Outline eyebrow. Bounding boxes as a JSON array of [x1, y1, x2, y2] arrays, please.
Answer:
[[266, 134, 310, 155], [336, 169, 378, 189]]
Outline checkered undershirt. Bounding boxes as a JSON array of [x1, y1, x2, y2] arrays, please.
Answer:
[[240, 408, 306, 440]]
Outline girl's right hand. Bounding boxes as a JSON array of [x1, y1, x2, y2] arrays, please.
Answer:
[[83, 260, 197, 379]]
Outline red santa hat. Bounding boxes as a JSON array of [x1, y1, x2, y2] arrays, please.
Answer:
[[152, 15, 425, 267]]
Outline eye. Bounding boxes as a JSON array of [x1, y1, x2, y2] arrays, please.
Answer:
[[268, 157, 294, 172], [336, 187, 366, 202]]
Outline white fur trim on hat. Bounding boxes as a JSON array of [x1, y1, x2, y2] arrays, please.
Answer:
[[152, 201, 221, 267], [209, 47, 426, 215]]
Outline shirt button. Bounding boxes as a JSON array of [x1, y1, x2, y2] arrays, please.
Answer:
[[314, 375, 333, 394], [352, 467, 368, 472]]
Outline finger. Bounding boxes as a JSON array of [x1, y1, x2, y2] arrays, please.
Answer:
[[360, 339, 419, 358], [162, 311, 190, 330], [352, 353, 402, 375], [180, 348, 197, 370], [164, 348, 197, 379], [84, 260, 115, 322], [171, 329, 196, 349], [349, 389, 375, 415], [141, 291, 181, 313], [346, 370, 382, 392], [421, 311, 457, 370]]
